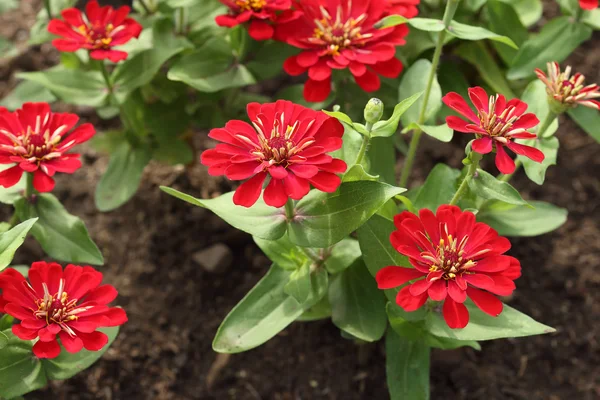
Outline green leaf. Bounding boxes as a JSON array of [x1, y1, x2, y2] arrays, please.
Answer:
[[212, 265, 305, 353], [342, 164, 380, 182], [322, 110, 353, 125], [14, 194, 104, 265], [582, 9, 600, 30], [499, 0, 542, 27], [0, 80, 56, 111], [368, 137, 396, 184], [0, 218, 37, 272], [0, 315, 14, 331], [519, 136, 559, 185], [0, 330, 47, 399], [568, 105, 600, 143], [331, 122, 364, 167], [253, 235, 307, 271], [168, 37, 255, 93], [288, 181, 406, 248], [426, 302, 555, 341], [95, 141, 151, 212], [297, 296, 331, 322], [398, 60, 442, 126], [520, 80, 558, 136], [41, 326, 119, 380], [404, 123, 453, 142], [478, 200, 567, 237], [324, 238, 362, 274], [507, 17, 592, 80], [486, 0, 529, 64], [161, 187, 287, 241], [469, 168, 529, 206], [413, 164, 461, 211], [0, 331, 8, 350], [284, 261, 312, 304], [112, 19, 192, 101], [447, 20, 518, 49], [329, 259, 387, 342], [454, 41, 516, 98], [376, 16, 445, 32], [385, 330, 430, 400], [16, 68, 108, 107], [371, 92, 424, 137], [246, 41, 299, 80]]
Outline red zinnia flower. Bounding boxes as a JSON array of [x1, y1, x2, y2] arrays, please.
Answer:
[[443, 87, 545, 175], [275, 0, 409, 102], [0, 103, 95, 193], [535, 62, 600, 111], [215, 0, 297, 41], [48, 0, 142, 62], [388, 0, 420, 18], [376, 206, 521, 329], [0, 262, 127, 359], [579, 0, 598, 9], [201, 100, 347, 208]]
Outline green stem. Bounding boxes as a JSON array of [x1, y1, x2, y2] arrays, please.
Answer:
[[449, 152, 482, 206], [399, 0, 460, 188], [138, 0, 152, 14], [353, 122, 373, 166], [285, 198, 295, 221], [24, 172, 34, 199], [43, 0, 52, 19], [8, 213, 19, 228], [98, 61, 113, 93]]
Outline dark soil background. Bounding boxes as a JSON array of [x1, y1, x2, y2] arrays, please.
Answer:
[[1, 1, 599, 399]]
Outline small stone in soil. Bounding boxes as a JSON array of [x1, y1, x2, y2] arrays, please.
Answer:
[[192, 243, 233, 274]]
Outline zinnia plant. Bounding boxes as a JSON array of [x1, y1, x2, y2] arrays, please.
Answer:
[[2, 0, 600, 398]]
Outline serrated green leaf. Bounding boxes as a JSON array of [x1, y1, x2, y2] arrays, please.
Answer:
[[0, 218, 37, 272], [478, 200, 567, 237], [161, 187, 288, 241]]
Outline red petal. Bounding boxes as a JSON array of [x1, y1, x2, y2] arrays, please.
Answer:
[[466, 287, 503, 317], [0, 165, 24, 189], [283, 56, 307, 76], [84, 284, 118, 304], [304, 77, 331, 102], [308, 171, 341, 192], [494, 144, 515, 174], [396, 285, 428, 311], [376, 266, 424, 289], [467, 87, 489, 113], [33, 339, 61, 359], [354, 68, 381, 92], [447, 280, 467, 303], [471, 255, 511, 273], [233, 172, 267, 207], [505, 141, 545, 163], [472, 137, 493, 154], [445, 116, 471, 133], [59, 331, 84, 354], [463, 273, 496, 291], [78, 330, 109, 351], [370, 58, 403, 79], [427, 279, 447, 301], [263, 178, 288, 207], [288, 164, 319, 178], [248, 20, 274, 41], [283, 173, 310, 200], [510, 113, 539, 131], [442, 298, 469, 329], [308, 60, 331, 81], [296, 51, 319, 68], [409, 278, 433, 296], [33, 170, 55, 192], [442, 92, 479, 123]]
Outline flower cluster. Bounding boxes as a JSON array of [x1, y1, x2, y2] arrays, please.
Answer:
[[443, 87, 545, 174], [376, 206, 521, 329], [535, 62, 600, 112], [0, 103, 95, 193], [48, 0, 142, 62], [0, 262, 127, 359], [201, 100, 347, 207]]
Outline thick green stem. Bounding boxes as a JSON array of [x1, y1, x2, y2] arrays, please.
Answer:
[[449, 152, 482, 206], [285, 198, 295, 221], [43, 0, 52, 19], [399, 0, 460, 187], [353, 122, 373, 166], [24, 173, 34, 199]]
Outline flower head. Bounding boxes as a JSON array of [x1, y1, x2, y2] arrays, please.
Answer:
[[215, 0, 297, 41], [48, 0, 142, 62], [388, 0, 420, 18], [376, 206, 521, 329], [0, 103, 95, 193], [201, 100, 347, 208], [535, 62, 600, 112], [443, 87, 545, 174], [579, 0, 598, 10], [0, 262, 127, 359], [276, 0, 409, 102]]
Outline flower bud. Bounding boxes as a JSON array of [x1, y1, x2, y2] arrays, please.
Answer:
[[364, 98, 384, 124]]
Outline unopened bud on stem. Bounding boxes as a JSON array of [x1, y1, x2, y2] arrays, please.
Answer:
[[364, 98, 384, 124]]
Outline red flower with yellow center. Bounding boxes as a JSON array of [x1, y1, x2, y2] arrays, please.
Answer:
[[276, 0, 409, 102], [0, 262, 127, 359], [216, 0, 297, 41], [201, 100, 347, 208], [48, 0, 142, 62], [443, 87, 545, 174], [535, 62, 600, 111], [376, 206, 521, 329], [0, 103, 95, 193]]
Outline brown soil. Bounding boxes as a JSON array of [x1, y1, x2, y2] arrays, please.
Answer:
[[2, 1, 600, 399]]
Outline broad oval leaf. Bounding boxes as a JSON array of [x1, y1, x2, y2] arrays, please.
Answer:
[[468, 168, 529, 206], [446, 20, 518, 49], [253, 235, 307, 271], [478, 200, 567, 237], [404, 123, 453, 142], [0, 218, 37, 272], [324, 238, 362, 274], [14, 194, 104, 265], [161, 187, 288, 241], [376, 15, 445, 32], [329, 259, 387, 342], [0, 80, 56, 111], [41, 326, 119, 380], [0, 330, 47, 399], [385, 330, 430, 400], [212, 265, 304, 353], [568, 106, 600, 144], [284, 261, 313, 304], [288, 181, 406, 248], [413, 163, 461, 211], [95, 141, 151, 212], [398, 59, 442, 126], [486, 0, 529, 64]]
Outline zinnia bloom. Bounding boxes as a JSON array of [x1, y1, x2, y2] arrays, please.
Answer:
[[443, 87, 545, 174], [48, 0, 142, 62], [0, 262, 127, 359], [215, 0, 296, 41], [0, 103, 95, 193], [388, 0, 420, 18], [535, 62, 600, 111], [276, 0, 409, 102], [201, 100, 347, 208], [579, 0, 598, 10], [376, 206, 521, 329]]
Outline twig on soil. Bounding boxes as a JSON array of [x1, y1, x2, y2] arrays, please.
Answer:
[[205, 353, 231, 390]]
